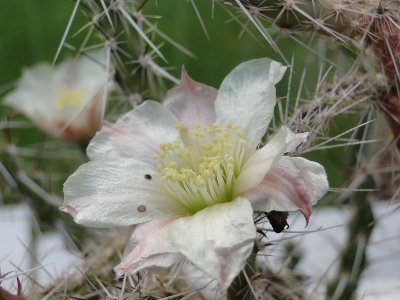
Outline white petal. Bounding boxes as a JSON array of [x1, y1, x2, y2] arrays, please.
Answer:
[[285, 130, 309, 153], [87, 100, 179, 161], [61, 51, 109, 97], [215, 58, 286, 151], [235, 126, 306, 195], [168, 198, 256, 292], [4, 54, 108, 141], [115, 218, 184, 277], [164, 67, 217, 129], [61, 158, 184, 227], [86, 123, 160, 164], [244, 156, 328, 224], [4, 64, 59, 126], [179, 262, 226, 300]]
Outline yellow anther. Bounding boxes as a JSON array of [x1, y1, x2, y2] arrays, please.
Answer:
[[236, 129, 244, 138], [192, 130, 200, 136], [195, 175, 205, 186], [203, 169, 212, 178], [167, 161, 179, 169], [55, 87, 85, 110], [212, 146, 220, 153]]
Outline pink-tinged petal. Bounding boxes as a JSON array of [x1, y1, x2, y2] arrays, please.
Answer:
[[163, 67, 217, 129], [57, 90, 103, 141], [114, 218, 184, 277], [243, 156, 328, 225], [235, 126, 306, 195], [215, 58, 286, 151], [62, 158, 185, 228], [168, 198, 256, 292], [4, 53, 108, 141], [87, 100, 179, 161]]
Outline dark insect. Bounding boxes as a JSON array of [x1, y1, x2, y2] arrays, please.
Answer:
[[144, 174, 152, 180], [265, 211, 289, 233]]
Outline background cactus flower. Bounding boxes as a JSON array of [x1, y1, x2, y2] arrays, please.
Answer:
[[60, 58, 328, 292], [4, 53, 108, 141]]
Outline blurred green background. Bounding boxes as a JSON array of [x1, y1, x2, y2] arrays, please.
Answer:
[[0, 0, 353, 194], [0, 1, 320, 91]]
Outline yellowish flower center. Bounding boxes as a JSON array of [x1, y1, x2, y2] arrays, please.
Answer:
[[55, 86, 85, 110], [155, 122, 247, 214]]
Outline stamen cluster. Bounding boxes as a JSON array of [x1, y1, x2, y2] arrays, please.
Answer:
[[154, 122, 247, 213], [55, 87, 85, 110]]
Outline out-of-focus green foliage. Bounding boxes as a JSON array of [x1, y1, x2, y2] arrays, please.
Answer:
[[0, 1, 87, 85], [0, 1, 349, 209], [0, 1, 320, 91], [0, 0, 343, 175]]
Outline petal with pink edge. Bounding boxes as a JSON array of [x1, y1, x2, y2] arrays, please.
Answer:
[[168, 197, 256, 292], [163, 67, 217, 129], [62, 158, 184, 227], [234, 126, 307, 195], [115, 218, 185, 277], [215, 58, 286, 151], [243, 156, 328, 224], [87, 100, 179, 161]]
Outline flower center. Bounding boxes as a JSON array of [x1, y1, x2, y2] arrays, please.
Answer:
[[55, 86, 85, 110], [155, 122, 247, 214]]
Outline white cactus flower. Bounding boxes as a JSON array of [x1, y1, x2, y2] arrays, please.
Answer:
[[4, 53, 108, 141], [60, 58, 328, 292]]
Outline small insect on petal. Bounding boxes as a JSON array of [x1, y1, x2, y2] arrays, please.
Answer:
[[137, 205, 147, 213], [265, 211, 289, 233], [144, 174, 152, 180]]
